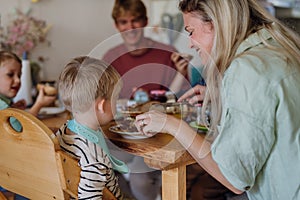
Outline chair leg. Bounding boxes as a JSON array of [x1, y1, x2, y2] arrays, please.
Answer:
[[0, 192, 7, 200], [0, 191, 15, 200], [0, 192, 11, 200], [103, 187, 117, 200]]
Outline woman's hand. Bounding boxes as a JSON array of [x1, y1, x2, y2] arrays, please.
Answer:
[[135, 110, 180, 137], [178, 84, 206, 105]]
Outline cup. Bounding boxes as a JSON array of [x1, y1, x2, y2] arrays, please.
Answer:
[[195, 103, 203, 126]]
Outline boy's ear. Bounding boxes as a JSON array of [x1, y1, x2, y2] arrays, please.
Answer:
[[96, 98, 106, 113]]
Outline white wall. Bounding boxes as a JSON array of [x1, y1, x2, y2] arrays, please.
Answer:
[[1, 0, 300, 82], [0, 0, 122, 81], [1, 0, 200, 82]]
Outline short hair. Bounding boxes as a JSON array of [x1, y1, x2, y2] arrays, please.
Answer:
[[112, 0, 147, 22], [58, 56, 121, 113], [0, 51, 21, 67]]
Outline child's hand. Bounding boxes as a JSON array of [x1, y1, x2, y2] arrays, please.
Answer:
[[29, 87, 57, 116], [35, 86, 57, 107], [37, 83, 57, 96], [11, 100, 27, 110]]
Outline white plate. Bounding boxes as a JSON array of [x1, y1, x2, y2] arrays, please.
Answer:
[[109, 125, 150, 140], [39, 107, 66, 116]]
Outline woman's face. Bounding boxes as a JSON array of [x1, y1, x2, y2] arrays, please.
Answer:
[[0, 59, 21, 98], [183, 13, 214, 65]]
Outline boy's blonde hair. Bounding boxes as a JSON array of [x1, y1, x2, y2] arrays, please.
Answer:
[[58, 56, 121, 113], [0, 51, 21, 67]]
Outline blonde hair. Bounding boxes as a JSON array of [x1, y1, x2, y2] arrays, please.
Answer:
[[0, 51, 21, 67], [58, 56, 121, 113], [112, 0, 147, 22], [179, 0, 300, 138]]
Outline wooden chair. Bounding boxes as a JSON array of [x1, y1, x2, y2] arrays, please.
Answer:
[[0, 108, 116, 200]]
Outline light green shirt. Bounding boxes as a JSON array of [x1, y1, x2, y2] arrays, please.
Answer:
[[0, 95, 22, 132], [211, 29, 300, 200]]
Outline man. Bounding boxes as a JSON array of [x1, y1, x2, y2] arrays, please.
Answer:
[[103, 0, 189, 99], [103, 1, 191, 199], [103, 1, 231, 200]]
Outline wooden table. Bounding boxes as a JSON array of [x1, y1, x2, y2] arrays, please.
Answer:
[[41, 111, 196, 200], [40, 111, 71, 132]]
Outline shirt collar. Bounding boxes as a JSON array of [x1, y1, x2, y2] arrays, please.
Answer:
[[236, 28, 273, 55], [0, 94, 12, 106]]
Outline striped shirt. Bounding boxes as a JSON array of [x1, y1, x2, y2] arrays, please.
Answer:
[[56, 124, 123, 199]]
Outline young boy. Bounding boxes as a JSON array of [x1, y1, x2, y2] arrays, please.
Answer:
[[0, 50, 56, 117], [57, 56, 129, 199]]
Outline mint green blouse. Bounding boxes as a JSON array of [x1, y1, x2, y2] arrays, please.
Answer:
[[211, 29, 300, 200]]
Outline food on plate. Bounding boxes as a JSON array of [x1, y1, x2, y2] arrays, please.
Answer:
[[120, 110, 143, 118], [37, 83, 57, 96], [115, 117, 139, 133]]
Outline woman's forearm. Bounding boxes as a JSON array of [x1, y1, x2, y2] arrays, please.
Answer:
[[186, 135, 243, 194], [166, 118, 243, 194]]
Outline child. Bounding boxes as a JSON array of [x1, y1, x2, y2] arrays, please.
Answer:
[[0, 51, 56, 198], [57, 56, 129, 199], [0, 50, 56, 117]]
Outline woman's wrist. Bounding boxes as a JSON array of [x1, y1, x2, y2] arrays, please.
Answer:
[[167, 117, 198, 149], [164, 115, 180, 135]]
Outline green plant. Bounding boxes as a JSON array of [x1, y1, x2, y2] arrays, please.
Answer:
[[1, 8, 51, 85]]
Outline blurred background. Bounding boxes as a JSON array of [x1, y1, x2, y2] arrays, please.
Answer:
[[0, 0, 299, 83]]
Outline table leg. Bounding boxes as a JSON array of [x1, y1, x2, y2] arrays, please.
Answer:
[[161, 165, 186, 200]]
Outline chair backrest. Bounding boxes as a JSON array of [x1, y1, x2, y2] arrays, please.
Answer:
[[0, 108, 68, 199], [0, 108, 116, 200]]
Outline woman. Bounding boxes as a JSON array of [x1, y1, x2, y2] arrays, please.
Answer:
[[135, 0, 300, 200]]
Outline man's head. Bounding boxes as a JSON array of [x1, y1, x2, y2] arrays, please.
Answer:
[[112, 0, 148, 47]]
